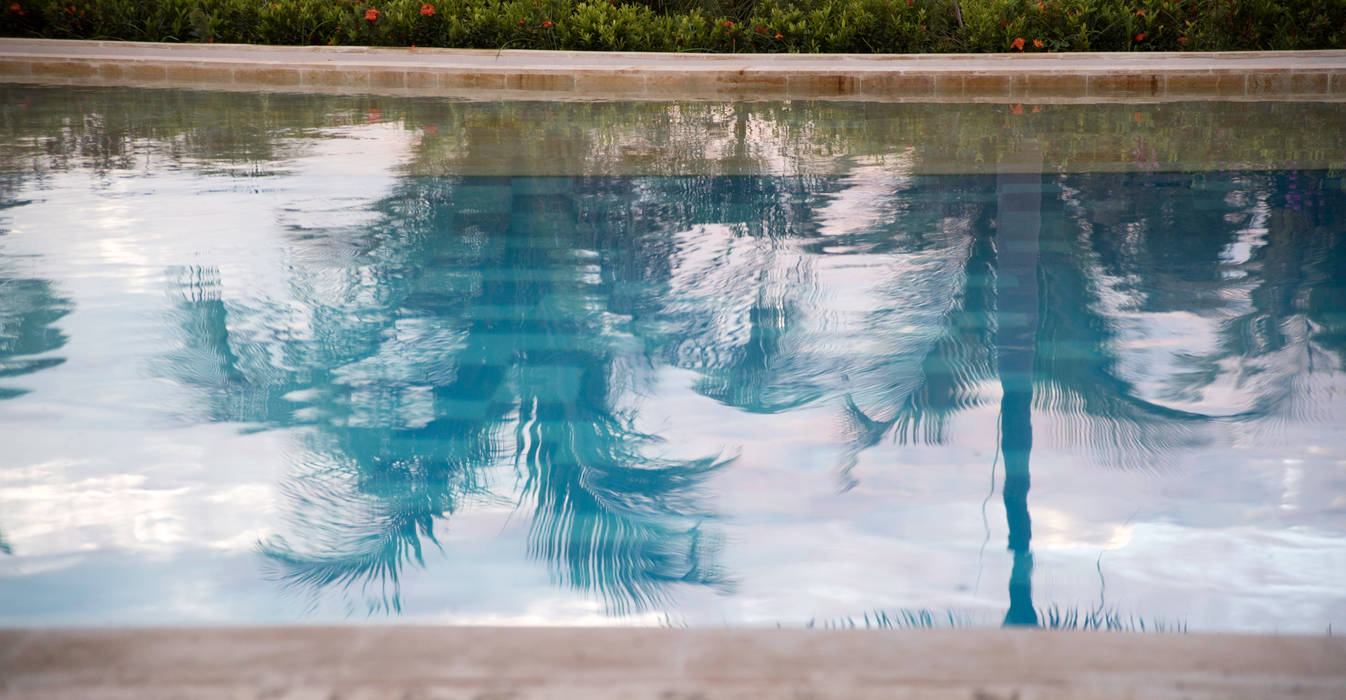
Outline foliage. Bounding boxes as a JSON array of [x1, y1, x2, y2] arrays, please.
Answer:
[[1, 0, 1343, 52]]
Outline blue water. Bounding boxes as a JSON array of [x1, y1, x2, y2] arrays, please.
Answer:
[[1, 87, 1344, 631]]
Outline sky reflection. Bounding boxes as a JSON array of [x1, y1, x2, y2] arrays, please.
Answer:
[[0, 86, 1344, 632]]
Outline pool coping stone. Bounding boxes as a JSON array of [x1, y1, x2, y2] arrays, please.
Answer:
[[2, 626, 1344, 699], [2, 38, 1346, 102]]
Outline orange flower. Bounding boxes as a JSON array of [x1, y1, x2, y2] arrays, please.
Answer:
[[1032, 39, 1044, 49], [1010, 37, 1025, 51], [1177, 36, 1188, 45], [774, 32, 783, 39], [542, 19, 552, 28], [1011, 104, 1024, 115], [1134, 32, 1146, 41], [419, 3, 433, 16], [724, 20, 734, 27], [1135, 9, 1145, 16], [364, 7, 379, 21], [8, 2, 20, 11]]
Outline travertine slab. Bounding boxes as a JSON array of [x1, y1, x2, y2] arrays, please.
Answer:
[[0, 627, 1343, 699], [1, 38, 1344, 102]]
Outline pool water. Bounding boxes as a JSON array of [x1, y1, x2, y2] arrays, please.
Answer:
[[1, 86, 1344, 631]]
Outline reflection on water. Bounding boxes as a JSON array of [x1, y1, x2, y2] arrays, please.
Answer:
[[1, 85, 1345, 629], [162, 179, 737, 614], [154, 169, 1346, 622], [0, 274, 71, 401]]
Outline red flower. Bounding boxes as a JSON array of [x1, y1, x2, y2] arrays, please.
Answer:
[[1177, 36, 1188, 45], [1135, 9, 1145, 16], [774, 32, 783, 39], [542, 19, 552, 28], [1011, 104, 1023, 115], [1134, 32, 1146, 41], [1010, 37, 1025, 51], [8, 2, 20, 12], [364, 7, 379, 21], [419, 3, 433, 16], [724, 20, 734, 27]]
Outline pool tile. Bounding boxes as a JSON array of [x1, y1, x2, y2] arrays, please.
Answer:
[[645, 73, 717, 98], [1165, 72, 1245, 97], [121, 62, 169, 82], [573, 71, 648, 95], [30, 60, 98, 79], [163, 62, 235, 85], [858, 73, 936, 99], [399, 70, 438, 90], [788, 73, 863, 97], [234, 66, 302, 87], [1089, 72, 1162, 98], [369, 69, 406, 90], [1013, 73, 1089, 98], [1247, 71, 1293, 95], [716, 72, 790, 97], [440, 72, 508, 91], [1289, 71, 1331, 95], [961, 73, 1014, 97], [301, 68, 371, 89], [506, 72, 575, 92]]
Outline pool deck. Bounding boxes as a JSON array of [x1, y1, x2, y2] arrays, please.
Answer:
[[2, 627, 1344, 699], [1, 38, 1345, 101]]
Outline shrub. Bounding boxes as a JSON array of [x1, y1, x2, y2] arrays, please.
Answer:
[[1, 0, 1343, 52]]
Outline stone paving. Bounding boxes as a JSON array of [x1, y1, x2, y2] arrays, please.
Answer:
[[2, 627, 1345, 699], [1, 38, 1345, 101]]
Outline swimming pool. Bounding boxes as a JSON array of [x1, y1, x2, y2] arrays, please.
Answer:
[[1, 85, 1344, 631]]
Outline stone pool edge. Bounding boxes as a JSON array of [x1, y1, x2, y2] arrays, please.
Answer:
[[2, 38, 1346, 102], [2, 627, 1344, 698]]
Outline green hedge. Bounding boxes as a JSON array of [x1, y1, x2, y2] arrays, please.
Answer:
[[2, 0, 1344, 52]]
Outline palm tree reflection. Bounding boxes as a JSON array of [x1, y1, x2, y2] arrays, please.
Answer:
[[0, 271, 73, 401], [165, 176, 733, 614], [996, 146, 1042, 626], [838, 161, 1346, 626], [161, 161, 1346, 622]]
